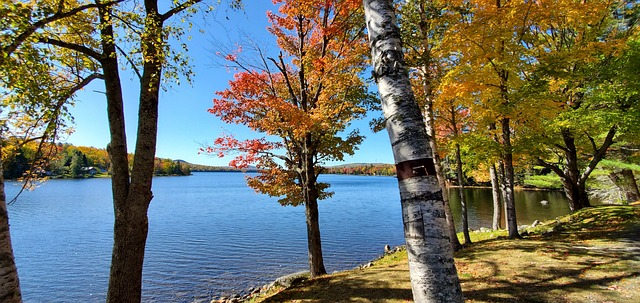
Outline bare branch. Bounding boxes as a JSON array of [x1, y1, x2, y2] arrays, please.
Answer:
[[115, 44, 142, 80]]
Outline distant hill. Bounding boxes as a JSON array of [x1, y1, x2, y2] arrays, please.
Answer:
[[323, 163, 395, 176], [187, 163, 257, 172]]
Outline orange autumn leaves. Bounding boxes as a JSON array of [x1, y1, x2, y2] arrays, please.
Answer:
[[206, 0, 368, 203]]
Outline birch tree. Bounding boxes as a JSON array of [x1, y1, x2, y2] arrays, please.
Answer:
[[363, 0, 463, 301]]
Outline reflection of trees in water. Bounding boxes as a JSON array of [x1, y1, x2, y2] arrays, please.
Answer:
[[447, 188, 571, 230]]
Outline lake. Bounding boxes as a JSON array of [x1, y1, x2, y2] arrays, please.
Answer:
[[7, 173, 571, 303]]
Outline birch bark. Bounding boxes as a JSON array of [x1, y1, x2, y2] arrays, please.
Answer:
[[0, 144, 22, 303], [363, 1, 463, 301]]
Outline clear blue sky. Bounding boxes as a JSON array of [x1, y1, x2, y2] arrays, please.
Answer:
[[68, 2, 394, 167]]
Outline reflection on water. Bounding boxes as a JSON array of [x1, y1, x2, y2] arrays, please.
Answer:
[[7, 173, 574, 303], [447, 187, 571, 230]]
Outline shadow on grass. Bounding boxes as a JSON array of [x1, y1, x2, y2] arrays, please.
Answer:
[[257, 206, 640, 302], [260, 269, 413, 303], [456, 232, 640, 302]]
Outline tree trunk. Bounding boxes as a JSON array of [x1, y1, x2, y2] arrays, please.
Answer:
[[303, 148, 326, 277], [0, 144, 23, 303], [455, 143, 471, 244], [501, 118, 519, 239], [450, 106, 470, 244], [364, 1, 463, 301], [490, 164, 502, 230], [304, 192, 326, 277], [425, 108, 461, 251], [419, 0, 461, 253], [559, 128, 591, 212], [105, 2, 163, 301]]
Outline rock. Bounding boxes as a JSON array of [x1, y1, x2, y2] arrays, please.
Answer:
[[384, 244, 391, 252], [540, 200, 549, 205], [532, 220, 541, 227], [479, 227, 491, 232], [273, 271, 310, 288], [361, 262, 373, 269]]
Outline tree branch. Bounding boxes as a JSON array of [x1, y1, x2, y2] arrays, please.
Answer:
[[579, 125, 617, 183], [536, 158, 565, 179], [160, 0, 203, 21], [115, 44, 142, 80], [39, 37, 103, 61], [1, 0, 124, 62]]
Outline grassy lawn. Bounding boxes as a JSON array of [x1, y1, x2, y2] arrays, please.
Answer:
[[251, 205, 640, 303]]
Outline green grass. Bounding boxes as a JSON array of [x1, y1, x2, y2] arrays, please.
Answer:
[[248, 205, 640, 303]]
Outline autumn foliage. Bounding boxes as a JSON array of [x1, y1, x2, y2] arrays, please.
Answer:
[[206, 0, 370, 206]]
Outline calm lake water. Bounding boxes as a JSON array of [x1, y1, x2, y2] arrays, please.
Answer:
[[7, 173, 571, 303]]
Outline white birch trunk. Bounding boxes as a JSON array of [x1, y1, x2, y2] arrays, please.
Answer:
[[0, 144, 23, 303], [363, 1, 463, 301]]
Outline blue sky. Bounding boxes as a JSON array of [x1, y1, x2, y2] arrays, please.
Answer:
[[67, 2, 394, 167]]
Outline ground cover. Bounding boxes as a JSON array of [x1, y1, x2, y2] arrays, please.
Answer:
[[250, 205, 640, 303]]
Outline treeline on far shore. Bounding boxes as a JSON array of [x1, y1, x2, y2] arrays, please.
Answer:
[[3, 142, 234, 180]]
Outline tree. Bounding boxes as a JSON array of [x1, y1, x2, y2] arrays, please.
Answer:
[[1, 1, 108, 300], [30, 0, 241, 300], [398, 0, 463, 251], [363, 0, 463, 301], [69, 151, 85, 178], [530, 0, 638, 211], [445, 104, 472, 244], [207, 0, 370, 278]]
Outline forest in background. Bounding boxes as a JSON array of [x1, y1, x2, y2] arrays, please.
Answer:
[[5, 139, 638, 206], [1, 142, 232, 179]]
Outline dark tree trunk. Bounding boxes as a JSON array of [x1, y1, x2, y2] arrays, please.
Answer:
[[501, 118, 520, 239], [538, 126, 617, 212], [0, 144, 22, 303], [105, 1, 163, 301], [364, 1, 463, 301], [490, 164, 502, 230], [609, 169, 640, 203], [304, 192, 326, 277], [303, 148, 326, 277], [559, 128, 591, 212]]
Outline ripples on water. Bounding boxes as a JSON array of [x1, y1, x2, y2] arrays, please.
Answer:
[[7, 173, 570, 302]]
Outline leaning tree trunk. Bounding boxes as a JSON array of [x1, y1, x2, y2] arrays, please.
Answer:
[[454, 143, 471, 244], [0, 143, 22, 303], [364, 1, 463, 301], [501, 118, 519, 239], [303, 143, 326, 278], [490, 164, 502, 230]]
